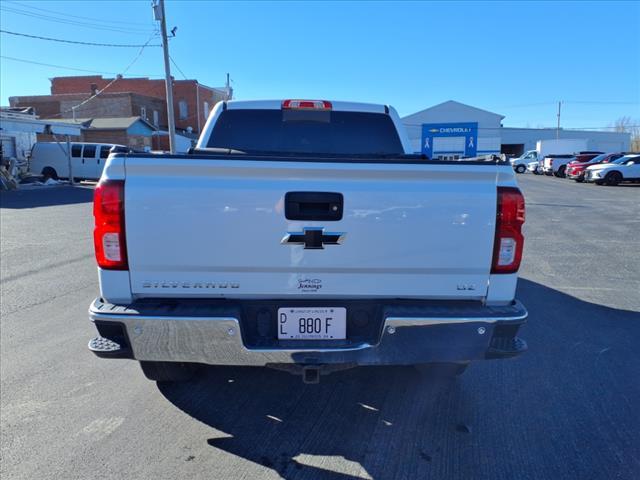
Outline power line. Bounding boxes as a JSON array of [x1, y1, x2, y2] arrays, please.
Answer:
[[49, 34, 158, 119], [497, 102, 557, 109], [564, 100, 640, 105], [498, 100, 639, 109], [0, 6, 157, 35], [563, 126, 640, 130], [0, 55, 164, 78], [4, 0, 153, 26], [0, 29, 161, 47], [169, 56, 188, 80]]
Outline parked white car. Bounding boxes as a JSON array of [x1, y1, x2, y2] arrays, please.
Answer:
[[30, 142, 127, 181], [510, 151, 538, 173], [527, 161, 541, 174], [585, 154, 640, 186], [510, 156, 529, 173], [542, 154, 576, 176]]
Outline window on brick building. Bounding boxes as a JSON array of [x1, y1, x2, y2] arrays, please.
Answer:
[[179, 100, 188, 120], [204, 101, 210, 118], [140, 106, 147, 120], [153, 110, 159, 126]]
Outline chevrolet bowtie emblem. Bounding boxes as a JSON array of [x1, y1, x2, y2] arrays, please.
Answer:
[[281, 227, 346, 250]]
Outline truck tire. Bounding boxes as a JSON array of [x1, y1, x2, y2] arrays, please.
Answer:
[[605, 171, 622, 186], [42, 167, 58, 180], [557, 165, 567, 178], [515, 165, 526, 174], [139, 361, 199, 382], [414, 362, 468, 378]]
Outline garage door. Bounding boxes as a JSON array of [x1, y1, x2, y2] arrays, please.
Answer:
[[433, 136, 465, 160]]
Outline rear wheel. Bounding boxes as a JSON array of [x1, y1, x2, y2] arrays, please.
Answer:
[[41, 167, 58, 180], [574, 177, 584, 183], [515, 165, 526, 174], [557, 165, 567, 178], [605, 171, 622, 186], [139, 361, 199, 382]]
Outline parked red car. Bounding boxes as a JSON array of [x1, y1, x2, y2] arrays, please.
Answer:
[[566, 153, 625, 182], [573, 152, 603, 163]]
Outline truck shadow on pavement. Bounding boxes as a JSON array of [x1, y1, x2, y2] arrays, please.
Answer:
[[0, 185, 94, 209], [157, 279, 640, 480]]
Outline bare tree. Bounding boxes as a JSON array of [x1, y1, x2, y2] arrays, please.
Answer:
[[613, 116, 640, 151]]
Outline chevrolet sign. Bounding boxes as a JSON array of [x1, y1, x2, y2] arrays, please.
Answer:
[[421, 122, 478, 158], [435, 127, 472, 134]]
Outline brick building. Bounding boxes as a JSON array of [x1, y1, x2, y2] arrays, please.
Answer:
[[49, 75, 231, 134], [10, 74, 232, 135], [11, 92, 167, 128]]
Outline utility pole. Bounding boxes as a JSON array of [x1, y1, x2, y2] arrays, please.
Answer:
[[556, 101, 562, 140], [155, 0, 176, 153]]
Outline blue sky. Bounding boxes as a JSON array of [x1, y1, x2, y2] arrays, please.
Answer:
[[1, 0, 638, 128]]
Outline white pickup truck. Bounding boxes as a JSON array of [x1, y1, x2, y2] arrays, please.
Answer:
[[88, 99, 527, 383]]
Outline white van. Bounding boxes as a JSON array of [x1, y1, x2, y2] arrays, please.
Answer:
[[29, 142, 127, 181]]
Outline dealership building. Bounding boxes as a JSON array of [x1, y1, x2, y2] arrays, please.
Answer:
[[402, 100, 630, 159]]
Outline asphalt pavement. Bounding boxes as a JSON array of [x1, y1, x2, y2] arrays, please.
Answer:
[[1, 175, 639, 480]]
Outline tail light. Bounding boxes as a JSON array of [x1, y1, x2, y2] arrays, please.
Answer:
[[93, 180, 128, 270], [282, 99, 332, 110], [491, 187, 525, 274]]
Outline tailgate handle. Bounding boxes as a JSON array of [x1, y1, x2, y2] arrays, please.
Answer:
[[285, 192, 343, 221]]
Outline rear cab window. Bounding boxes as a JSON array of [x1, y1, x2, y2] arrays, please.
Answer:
[[207, 109, 404, 156]]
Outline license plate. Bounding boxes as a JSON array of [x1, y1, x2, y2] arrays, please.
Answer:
[[277, 307, 346, 340]]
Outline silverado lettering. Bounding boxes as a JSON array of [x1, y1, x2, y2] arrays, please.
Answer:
[[141, 281, 240, 289]]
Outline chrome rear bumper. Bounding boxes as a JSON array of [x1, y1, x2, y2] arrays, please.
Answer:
[[89, 298, 527, 366]]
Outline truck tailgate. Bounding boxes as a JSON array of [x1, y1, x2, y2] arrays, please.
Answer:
[[124, 157, 499, 300]]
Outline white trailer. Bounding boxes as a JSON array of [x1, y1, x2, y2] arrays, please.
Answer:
[[536, 139, 587, 159]]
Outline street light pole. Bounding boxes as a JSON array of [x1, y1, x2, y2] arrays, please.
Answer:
[[155, 0, 176, 153]]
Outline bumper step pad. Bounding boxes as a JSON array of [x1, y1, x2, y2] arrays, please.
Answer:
[[88, 336, 130, 358], [486, 336, 528, 359]]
